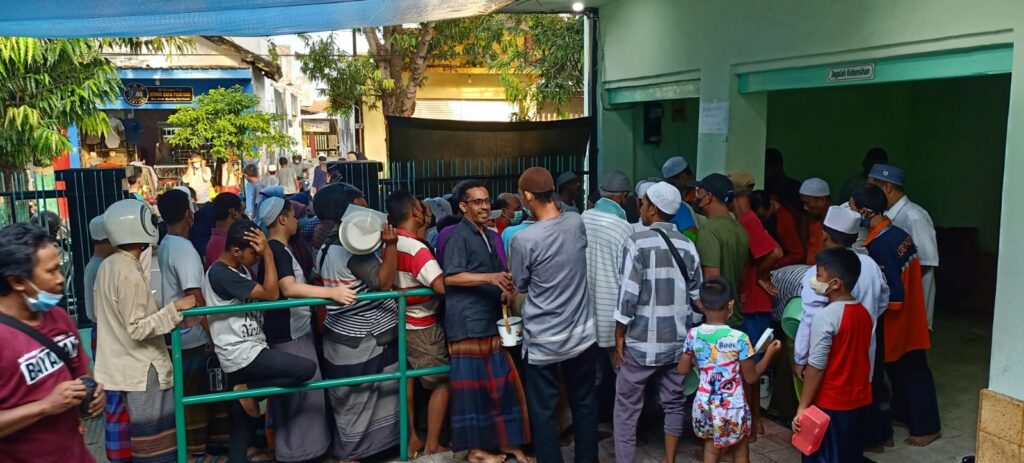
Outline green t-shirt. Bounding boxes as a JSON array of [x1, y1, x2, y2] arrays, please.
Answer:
[[695, 215, 750, 326]]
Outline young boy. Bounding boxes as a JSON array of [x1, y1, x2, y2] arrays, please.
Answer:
[[385, 191, 449, 456], [205, 192, 244, 268], [83, 215, 113, 357], [156, 189, 219, 458], [203, 219, 317, 463], [678, 277, 782, 463], [792, 247, 873, 463], [258, 197, 355, 462]]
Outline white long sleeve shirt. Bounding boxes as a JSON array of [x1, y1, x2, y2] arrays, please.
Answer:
[[795, 252, 889, 373]]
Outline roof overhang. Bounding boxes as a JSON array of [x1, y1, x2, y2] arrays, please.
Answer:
[[0, 0, 514, 37]]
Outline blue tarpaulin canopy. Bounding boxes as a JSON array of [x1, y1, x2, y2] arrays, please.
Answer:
[[0, 0, 513, 37]]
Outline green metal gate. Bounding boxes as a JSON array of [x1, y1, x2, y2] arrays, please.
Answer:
[[169, 288, 442, 462]]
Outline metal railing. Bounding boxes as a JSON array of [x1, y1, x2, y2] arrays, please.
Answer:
[[169, 288, 443, 463]]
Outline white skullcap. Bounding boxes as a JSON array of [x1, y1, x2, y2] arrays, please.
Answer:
[[645, 182, 681, 215], [799, 177, 830, 197], [823, 205, 861, 235], [662, 157, 689, 178], [257, 196, 285, 227], [635, 180, 655, 198], [88, 215, 108, 241]]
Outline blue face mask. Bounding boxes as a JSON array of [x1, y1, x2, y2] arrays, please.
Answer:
[[24, 282, 62, 312]]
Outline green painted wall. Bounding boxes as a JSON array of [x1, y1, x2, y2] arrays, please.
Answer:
[[633, 99, 700, 181], [599, 98, 699, 183], [596, 0, 1024, 400], [767, 74, 1010, 253]]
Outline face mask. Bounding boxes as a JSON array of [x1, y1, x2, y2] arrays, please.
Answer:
[[192, 162, 200, 168], [510, 210, 524, 226], [809, 276, 832, 296], [859, 217, 870, 228], [24, 281, 62, 312], [691, 196, 706, 215]]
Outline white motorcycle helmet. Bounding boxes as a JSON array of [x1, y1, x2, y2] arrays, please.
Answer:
[[104, 199, 159, 247]]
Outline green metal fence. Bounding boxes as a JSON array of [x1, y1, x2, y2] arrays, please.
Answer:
[[169, 288, 442, 463]]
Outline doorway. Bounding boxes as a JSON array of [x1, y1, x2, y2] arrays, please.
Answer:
[[765, 73, 1010, 461]]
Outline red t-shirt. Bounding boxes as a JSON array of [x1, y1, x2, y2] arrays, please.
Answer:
[[395, 229, 443, 329], [805, 220, 825, 265], [205, 227, 228, 269], [812, 302, 873, 411], [738, 211, 779, 314], [773, 205, 805, 267], [0, 308, 93, 462]]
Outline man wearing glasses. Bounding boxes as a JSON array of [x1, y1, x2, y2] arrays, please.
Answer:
[[442, 179, 531, 463]]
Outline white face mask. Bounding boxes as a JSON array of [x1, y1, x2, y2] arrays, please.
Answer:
[[192, 162, 201, 169], [809, 276, 832, 296]]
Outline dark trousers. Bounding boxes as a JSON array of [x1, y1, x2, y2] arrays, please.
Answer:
[[802, 406, 868, 463], [225, 348, 317, 463], [523, 344, 599, 463], [862, 317, 893, 447], [886, 349, 941, 437]]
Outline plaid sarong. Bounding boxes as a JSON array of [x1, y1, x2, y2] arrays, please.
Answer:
[[448, 336, 531, 452], [104, 391, 132, 463]]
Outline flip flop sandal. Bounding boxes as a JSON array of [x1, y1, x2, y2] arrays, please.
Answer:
[[246, 447, 274, 463]]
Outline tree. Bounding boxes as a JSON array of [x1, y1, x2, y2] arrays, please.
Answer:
[[0, 37, 194, 170], [166, 85, 294, 160], [298, 14, 584, 125]]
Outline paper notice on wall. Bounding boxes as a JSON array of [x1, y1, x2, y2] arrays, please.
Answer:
[[698, 101, 730, 134]]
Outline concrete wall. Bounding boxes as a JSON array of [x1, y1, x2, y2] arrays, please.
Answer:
[[594, 0, 1024, 410]]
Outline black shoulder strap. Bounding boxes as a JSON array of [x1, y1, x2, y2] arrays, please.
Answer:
[[0, 312, 75, 373], [651, 228, 689, 280], [317, 235, 342, 273]]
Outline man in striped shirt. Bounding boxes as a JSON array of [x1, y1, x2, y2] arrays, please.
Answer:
[[614, 182, 703, 463], [582, 170, 635, 351], [386, 191, 449, 456]]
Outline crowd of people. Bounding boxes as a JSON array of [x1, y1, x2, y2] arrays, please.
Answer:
[[0, 147, 941, 463]]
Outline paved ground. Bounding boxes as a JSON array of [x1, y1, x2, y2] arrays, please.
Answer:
[[79, 310, 984, 463], [401, 311, 988, 463]]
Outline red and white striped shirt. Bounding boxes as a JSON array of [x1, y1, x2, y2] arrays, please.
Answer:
[[396, 229, 443, 330]]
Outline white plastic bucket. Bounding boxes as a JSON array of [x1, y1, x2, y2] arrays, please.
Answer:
[[497, 316, 523, 347]]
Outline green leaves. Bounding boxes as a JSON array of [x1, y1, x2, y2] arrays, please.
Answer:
[[0, 36, 194, 170], [165, 86, 294, 161], [0, 37, 122, 169], [296, 14, 583, 122]]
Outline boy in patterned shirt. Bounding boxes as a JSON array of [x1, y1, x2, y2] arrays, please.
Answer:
[[678, 277, 781, 463]]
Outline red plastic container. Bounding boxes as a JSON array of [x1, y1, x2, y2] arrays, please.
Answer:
[[791, 406, 831, 456]]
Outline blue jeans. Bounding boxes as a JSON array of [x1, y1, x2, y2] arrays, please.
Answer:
[[741, 312, 772, 362]]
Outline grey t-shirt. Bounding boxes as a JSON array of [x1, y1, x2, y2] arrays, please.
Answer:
[[510, 212, 596, 365], [158, 235, 211, 349]]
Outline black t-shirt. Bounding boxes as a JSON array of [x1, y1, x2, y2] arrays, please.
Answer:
[[256, 240, 308, 344], [442, 219, 504, 342], [209, 261, 257, 302]]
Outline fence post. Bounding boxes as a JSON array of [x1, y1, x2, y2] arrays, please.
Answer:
[[171, 328, 187, 463], [398, 294, 409, 461]]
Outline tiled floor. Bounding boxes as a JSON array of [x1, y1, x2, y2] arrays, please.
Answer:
[[864, 310, 990, 463], [403, 310, 991, 463]]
